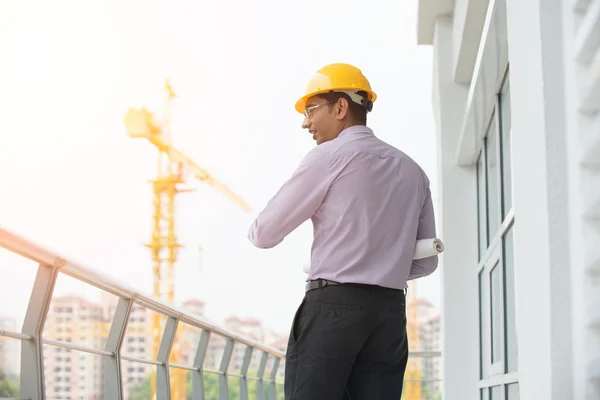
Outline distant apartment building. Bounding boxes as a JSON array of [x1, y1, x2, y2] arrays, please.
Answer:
[[38, 294, 285, 397], [421, 315, 442, 395], [0, 317, 19, 376], [408, 298, 442, 397], [182, 298, 205, 319], [39, 293, 154, 400], [201, 315, 286, 380], [43, 296, 106, 400]]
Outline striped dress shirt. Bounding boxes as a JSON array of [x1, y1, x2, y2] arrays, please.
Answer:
[[248, 125, 438, 290]]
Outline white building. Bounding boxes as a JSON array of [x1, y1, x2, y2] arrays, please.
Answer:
[[43, 296, 106, 400], [421, 314, 442, 396], [417, 0, 599, 399]]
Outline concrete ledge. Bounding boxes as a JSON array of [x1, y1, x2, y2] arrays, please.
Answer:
[[452, 0, 491, 84], [455, 0, 508, 165], [417, 0, 455, 45]]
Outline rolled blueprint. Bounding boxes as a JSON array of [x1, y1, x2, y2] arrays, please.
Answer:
[[302, 237, 444, 273], [413, 237, 444, 260]]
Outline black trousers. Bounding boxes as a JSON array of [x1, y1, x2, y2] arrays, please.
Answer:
[[284, 284, 409, 400]]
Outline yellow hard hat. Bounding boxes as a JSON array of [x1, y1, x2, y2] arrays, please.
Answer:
[[295, 63, 377, 114]]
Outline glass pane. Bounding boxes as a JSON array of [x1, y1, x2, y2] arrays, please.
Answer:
[[490, 385, 503, 400], [203, 371, 220, 398], [0, 248, 39, 333], [486, 119, 500, 240], [185, 370, 194, 399], [478, 151, 488, 259], [266, 382, 285, 400], [121, 359, 154, 399], [43, 345, 108, 399], [481, 388, 489, 400], [490, 261, 502, 365], [479, 270, 489, 379], [403, 353, 443, 399], [227, 376, 240, 399], [507, 382, 520, 399], [171, 321, 203, 368], [264, 355, 276, 380], [504, 228, 518, 372], [204, 333, 226, 371], [43, 274, 118, 351], [228, 342, 249, 374], [169, 366, 189, 399], [122, 303, 162, 361], [500, 77, 512, 217], [0, 337, 21, 397], [247, 350, 267, 378]]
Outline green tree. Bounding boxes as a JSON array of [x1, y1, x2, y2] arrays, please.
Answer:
[[129, 370, 284, 400], [128, 376, 151, 400], [0, 368, 19, 398]]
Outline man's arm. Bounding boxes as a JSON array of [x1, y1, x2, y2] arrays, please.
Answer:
[[248, 151, 331, 249], [408, 186, 439, 280]]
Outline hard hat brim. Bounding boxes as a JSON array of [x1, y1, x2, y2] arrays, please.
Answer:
[[295, 88, 377, 114]]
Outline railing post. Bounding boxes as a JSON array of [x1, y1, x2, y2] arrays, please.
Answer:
[[191, 330, 211, 400], [20, 263, 58, 400], [256, 352, 268, 400], [219, 338, 234, 400], [239, 346, 253, 400], [157, 316, 178, 400], [103, 298, 132, 399], [268, 357, 280, 399]]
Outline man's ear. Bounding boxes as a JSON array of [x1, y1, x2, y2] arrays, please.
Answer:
[[336, 98, 350, 120]]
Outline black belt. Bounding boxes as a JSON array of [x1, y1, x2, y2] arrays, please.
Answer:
[[305, 279, 342, 292], [305, 278, 406, 294]]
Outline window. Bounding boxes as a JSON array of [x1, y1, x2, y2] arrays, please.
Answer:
[[490, 260, 502, 366], [504, 227, 518, 372], [477, 153, 488, 260], [479, 269, 488, 379], [485, 118, 501, 240], [490, 386, 502, 400], [476, 67, 517, 393], [499, 77, 512, 217], [507, 383, 519, 399]]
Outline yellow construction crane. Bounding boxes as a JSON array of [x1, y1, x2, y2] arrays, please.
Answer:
[[123, 79, 251, 399], [403, 280, 422, 400]]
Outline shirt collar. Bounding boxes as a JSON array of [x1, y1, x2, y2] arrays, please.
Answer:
[[337, 125, 374, 139]]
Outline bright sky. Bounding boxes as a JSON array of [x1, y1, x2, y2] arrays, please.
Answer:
[[0, 0, 440, 335]]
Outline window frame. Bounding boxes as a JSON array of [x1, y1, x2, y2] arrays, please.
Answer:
[[477, 65, 513, 269], [476, 64, 518, 394]]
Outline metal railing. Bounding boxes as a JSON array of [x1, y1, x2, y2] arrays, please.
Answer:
[[0, 227, 286, 400], [0, 227, 445, 400]]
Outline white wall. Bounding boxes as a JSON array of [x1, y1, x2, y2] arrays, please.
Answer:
[[432, 17, 479, 400], [505, 0, 574, 398], [419, 0, 596, 398], [561, 1, 600, 399]]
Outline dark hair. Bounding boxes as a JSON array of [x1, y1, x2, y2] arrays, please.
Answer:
[[316, 91, 368, 125]]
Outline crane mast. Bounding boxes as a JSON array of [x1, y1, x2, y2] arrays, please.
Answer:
[[123, 79, 251, 399]]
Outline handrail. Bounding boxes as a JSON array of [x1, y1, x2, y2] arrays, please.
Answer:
[[0, 226, 444, 399], [0, 226, 285, 358], [0, 226, 286, 400]]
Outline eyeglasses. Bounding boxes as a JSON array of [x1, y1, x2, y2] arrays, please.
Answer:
[[304, 102, 334, 118]]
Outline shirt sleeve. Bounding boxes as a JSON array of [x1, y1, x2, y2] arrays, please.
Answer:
[[248, 150, 332, 249], [408, 185, 439, 280]]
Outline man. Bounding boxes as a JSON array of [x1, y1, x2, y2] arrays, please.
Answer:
[[248, 63, 438, 399]]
